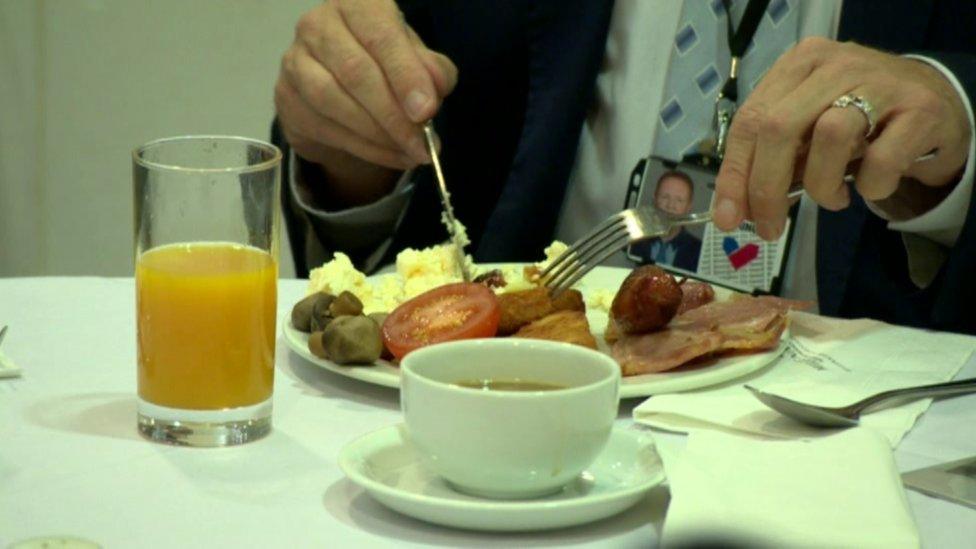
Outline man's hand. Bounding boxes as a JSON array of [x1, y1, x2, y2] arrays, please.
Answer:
[[274, 0, 458, 198], [713, 37, 971, 240]]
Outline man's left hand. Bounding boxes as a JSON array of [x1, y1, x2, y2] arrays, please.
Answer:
[[713, 37, 971, 240]]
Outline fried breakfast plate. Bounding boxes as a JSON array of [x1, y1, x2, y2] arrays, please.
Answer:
[[282, 265, 787, 398]]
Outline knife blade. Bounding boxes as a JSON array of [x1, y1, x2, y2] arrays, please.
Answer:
[[423, 122, 472, 282]]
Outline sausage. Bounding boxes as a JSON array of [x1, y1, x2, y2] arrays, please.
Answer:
[[610, 265, 682, 334], [676, 281, 716, 315]]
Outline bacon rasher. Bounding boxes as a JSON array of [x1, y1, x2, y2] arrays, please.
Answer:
[[612, 295, 810, 376]]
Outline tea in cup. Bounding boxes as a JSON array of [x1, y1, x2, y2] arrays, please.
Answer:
[[400, 338, 620, 499]]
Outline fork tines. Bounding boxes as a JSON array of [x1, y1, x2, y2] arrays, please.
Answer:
[[540, 211, 633, 294]]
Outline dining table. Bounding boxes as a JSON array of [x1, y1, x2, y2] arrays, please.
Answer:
[[2, 276, 975, 548]]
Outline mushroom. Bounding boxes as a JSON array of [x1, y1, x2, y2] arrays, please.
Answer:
[[310, 293, 337, 332], [307, 330, 328, 359], [329, 291, 364, 317], [322, 315, 383, 365], [292, 292, 332, 333], [367, 312, 389, 326], [367, 312, 394, 360]]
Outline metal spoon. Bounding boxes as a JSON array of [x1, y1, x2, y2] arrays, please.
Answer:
[[745, 377, 976, 428]]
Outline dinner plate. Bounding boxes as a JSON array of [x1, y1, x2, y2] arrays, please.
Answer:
[[337, 424, 665, 532], [282, 265, 787, 397]]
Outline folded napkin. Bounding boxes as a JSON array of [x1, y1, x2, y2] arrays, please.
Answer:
[[661, 428, 919, 548], [0, 350, 21, 379], [635, 312, 976, 446]]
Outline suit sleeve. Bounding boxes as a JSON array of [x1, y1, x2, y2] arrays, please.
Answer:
[[916, 51, 976, 331], [867, 55, 975, 249], [273, 0, 434, 277], [866, 52, 976, 288], [272, 118, 418, 277]]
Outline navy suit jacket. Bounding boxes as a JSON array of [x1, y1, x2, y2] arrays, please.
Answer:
[[277, 0, 976, 334], [630, 229, 702, 273]]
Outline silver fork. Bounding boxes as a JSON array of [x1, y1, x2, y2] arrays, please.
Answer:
[[541, 151, 939, 294], [542, 183, 811, 293], [540, 206, 722, 294]]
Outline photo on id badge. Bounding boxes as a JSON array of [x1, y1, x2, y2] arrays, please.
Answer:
[[625, 155, 795, 294]]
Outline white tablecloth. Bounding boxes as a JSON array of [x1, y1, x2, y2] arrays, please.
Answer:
[[1, 277, 974, 548]]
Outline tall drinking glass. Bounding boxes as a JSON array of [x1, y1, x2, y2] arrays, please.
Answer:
[[133, 136, 281, 446]]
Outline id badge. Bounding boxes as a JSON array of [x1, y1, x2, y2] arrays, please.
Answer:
[[623, 154, 798, 295]]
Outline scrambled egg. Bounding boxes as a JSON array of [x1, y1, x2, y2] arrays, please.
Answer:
[[307, 241, 476, 315], [441, 211, 470, 248], [531, 240, 616, 312], [586, 289, 616, 312], [306, 221, 572, 314], [538, 240, 569, 270], [496, 241, 569, 293], [395, 241, 476, 302], [306, 252, 378, 308]]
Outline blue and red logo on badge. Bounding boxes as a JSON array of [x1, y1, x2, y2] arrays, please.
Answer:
[[722, 237, 760, 270]]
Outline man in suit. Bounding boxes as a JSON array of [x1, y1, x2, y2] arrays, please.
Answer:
[[631, 170, 702, 272], [272, 0, 976, 334]]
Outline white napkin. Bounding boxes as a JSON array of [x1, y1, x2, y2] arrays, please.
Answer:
[[661, 428, 920, 548], [0, 350, 21, 379], [635, 313, 976, 447]]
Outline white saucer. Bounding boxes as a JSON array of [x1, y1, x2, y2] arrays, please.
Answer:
[[338, 424, 665, 532]]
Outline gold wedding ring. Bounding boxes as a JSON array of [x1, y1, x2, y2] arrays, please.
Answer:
[[832, 93, 877, 138]]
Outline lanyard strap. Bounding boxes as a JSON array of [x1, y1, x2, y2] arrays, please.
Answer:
[[719, 0, 770, 102], [714, 0, 769, 158]]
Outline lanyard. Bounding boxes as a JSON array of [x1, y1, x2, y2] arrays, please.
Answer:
[[714, 0, 770, 159]]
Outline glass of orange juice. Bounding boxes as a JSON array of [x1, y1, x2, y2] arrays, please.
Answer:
[[133, 135, 281, 446]]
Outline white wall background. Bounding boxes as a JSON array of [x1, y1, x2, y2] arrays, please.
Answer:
[[0, 0, 319, 278]]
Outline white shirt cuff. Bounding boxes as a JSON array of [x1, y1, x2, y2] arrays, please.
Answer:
[[865, 55, 975, 248]]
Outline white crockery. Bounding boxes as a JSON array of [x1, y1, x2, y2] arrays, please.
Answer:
[[400, 338, 620, 499], [337, 424, 665, 531]]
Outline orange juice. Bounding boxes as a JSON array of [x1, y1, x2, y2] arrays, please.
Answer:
[[136, 242, 277, 410]]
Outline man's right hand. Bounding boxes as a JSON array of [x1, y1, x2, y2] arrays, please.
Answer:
[[275, 0, 458, 204]]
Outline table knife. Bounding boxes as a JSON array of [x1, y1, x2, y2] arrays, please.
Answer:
[[423, 122, 472, 282]]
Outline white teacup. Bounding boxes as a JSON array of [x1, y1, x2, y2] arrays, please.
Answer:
[[400, 338, 620, 499]]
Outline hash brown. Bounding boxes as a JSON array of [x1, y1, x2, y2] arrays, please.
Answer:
[[513, 310, 597, 349], [496, 287, 586, 335]]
